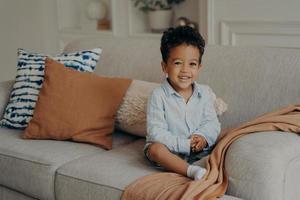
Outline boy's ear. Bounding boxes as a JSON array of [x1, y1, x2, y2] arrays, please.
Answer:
[[198, 64, 203, 72], [161, 61, 167, 74]]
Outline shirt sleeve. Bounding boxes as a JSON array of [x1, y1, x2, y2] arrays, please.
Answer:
[[146, 90, 191, 155], [193, 87, 221, 149]]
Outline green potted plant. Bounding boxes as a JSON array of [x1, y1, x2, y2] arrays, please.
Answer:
[[132, 0, 185, 32]]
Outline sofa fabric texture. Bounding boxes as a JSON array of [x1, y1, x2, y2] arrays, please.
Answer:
[[55, 140, 154, 200], [0, 186, 35, 200], [226, 131, 300, 200], [0, 37, 300, 200], [0, 126, 138, 200], [0, 127, 103, 200]]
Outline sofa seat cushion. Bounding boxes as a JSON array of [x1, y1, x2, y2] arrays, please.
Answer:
[[0, 128, 138, 200], [56, 139, 242, 200], [0, 185, 36, 200], [225, 131, 300, 200]]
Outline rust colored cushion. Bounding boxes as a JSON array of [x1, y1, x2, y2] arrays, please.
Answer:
[[22, 59, 132, 150]]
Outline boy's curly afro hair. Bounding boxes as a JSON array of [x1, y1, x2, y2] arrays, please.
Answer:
[[160, 26, 205, 64]]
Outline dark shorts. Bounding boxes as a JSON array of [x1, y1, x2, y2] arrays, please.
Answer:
[[144, 143, 211, 168]]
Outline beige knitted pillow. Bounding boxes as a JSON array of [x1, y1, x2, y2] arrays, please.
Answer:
[[115, 80, 228, 137]]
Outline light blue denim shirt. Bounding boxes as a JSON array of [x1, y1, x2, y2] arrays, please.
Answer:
[[146, 79, 221, 156]]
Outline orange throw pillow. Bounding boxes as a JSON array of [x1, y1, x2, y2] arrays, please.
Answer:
[[22, 59, 132, 150]]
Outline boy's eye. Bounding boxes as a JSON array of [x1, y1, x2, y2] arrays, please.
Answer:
[[174, 61, 182, 66], [190, 62, 198, 68]]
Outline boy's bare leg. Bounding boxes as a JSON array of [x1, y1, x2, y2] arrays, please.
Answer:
[[147, 142, 188, 176]]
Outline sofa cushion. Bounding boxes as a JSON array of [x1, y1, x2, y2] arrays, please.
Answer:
[[116, 79, 227, 137], [22, 59, 132, 150], [0, 185, 36, 200], [225, 131, 300, 200], [56, 139, 242, 200], [0, 48, 101, 129], [0, 127, 138, 200], [56, 140, 155, 200]]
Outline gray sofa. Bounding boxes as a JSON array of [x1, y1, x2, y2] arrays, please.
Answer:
[[0, 37, 300, 200]]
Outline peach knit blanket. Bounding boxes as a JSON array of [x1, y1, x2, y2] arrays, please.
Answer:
[[122, 104, 300, 200]]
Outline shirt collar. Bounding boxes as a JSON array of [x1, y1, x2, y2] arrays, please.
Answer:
[[162, 78, 202, 98]]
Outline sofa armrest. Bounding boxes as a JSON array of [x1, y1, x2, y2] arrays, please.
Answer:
[[225, 131, 300, 200], [0, 80, 14, 118]]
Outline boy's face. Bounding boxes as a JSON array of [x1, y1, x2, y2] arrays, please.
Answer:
[[161, 44, 202, 94]]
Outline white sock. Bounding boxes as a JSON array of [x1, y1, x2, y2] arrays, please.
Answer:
[[187, 165, 207, 180]]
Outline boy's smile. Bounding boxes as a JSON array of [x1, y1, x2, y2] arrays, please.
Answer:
[[162, 44, 202, 96]]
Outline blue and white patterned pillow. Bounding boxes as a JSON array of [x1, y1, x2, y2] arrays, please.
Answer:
[[0, 48, 102, 129]]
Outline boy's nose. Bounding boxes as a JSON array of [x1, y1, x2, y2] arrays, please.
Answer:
[[180, 64, 189, 72]]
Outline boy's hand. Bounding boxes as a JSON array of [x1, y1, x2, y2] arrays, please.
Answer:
[[190, 134, 207, 152]]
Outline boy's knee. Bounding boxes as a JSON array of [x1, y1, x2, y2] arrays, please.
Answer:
[[147, 143, 168, 160]]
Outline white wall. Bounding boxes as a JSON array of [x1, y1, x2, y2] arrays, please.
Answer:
[[0, 0, 59, 82], [1, 0, 300, 82], [209, 0, 300, 48]]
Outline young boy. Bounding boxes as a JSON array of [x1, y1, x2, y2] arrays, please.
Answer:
[[144, 26, 221, 180]]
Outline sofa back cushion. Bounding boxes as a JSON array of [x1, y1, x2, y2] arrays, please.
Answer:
[[64, 38, 300, 128], [201, 46, 300, 127]]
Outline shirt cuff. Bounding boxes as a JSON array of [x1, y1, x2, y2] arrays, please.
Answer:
[[179, 138, 191, 155]]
